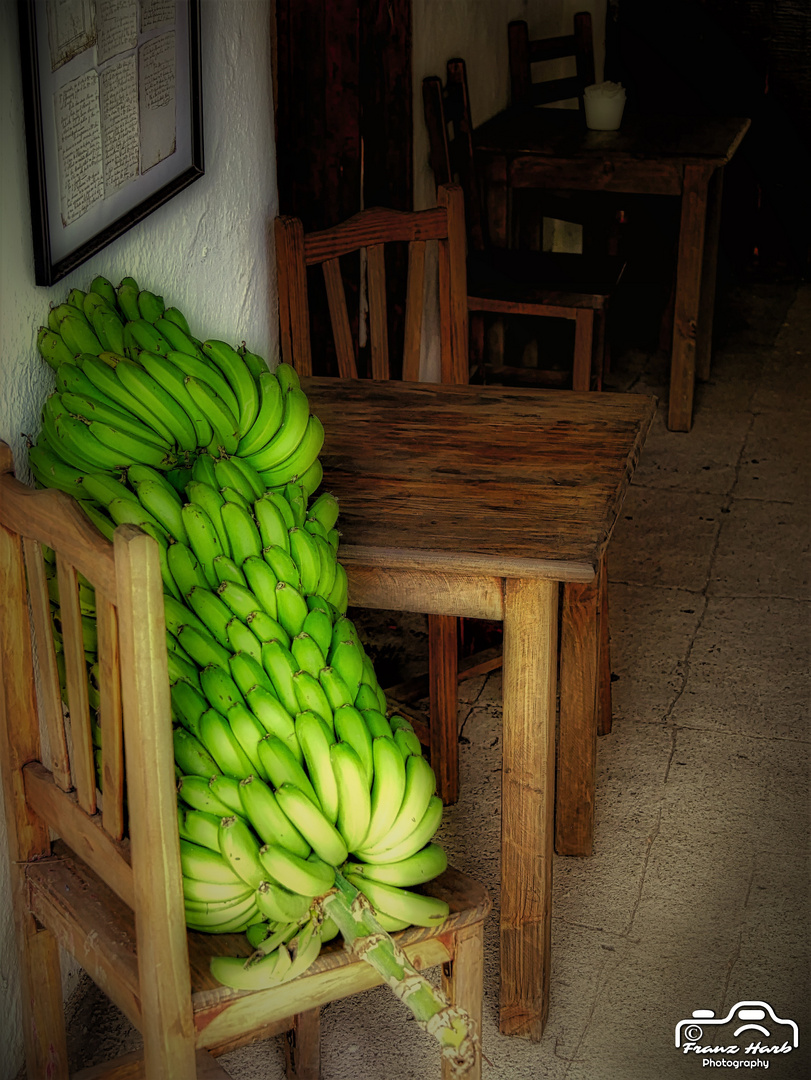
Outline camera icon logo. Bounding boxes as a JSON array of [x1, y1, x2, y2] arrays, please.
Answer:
[[675, 1000, 799, 1051]]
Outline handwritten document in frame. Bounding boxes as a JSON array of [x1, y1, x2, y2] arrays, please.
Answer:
[[19, 0, 203, 285]]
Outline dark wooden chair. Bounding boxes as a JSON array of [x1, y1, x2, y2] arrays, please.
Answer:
[[275, 185, 473, 805], [422, 58, 625, 391], [0, 440, 490, 1079]]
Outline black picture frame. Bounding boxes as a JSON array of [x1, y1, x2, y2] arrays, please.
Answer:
[[18, 0, 204, 286]]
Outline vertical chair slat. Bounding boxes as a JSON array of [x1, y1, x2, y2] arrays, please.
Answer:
[[56, 555, 96, 814], [96, 594, 125, 839], [22, 537, 71, 791], [402, 240, 426, 381], [276, 215, 314, 375], [115, 524, 197, 1079], [366, 243, 389, 380], [322, 258, 358, 378], [436, 185, 470, 385]]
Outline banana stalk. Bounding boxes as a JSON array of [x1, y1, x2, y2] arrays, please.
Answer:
[[319, 869, 479, 1079]]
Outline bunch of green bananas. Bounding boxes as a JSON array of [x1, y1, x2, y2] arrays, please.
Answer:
[[30, 274, 450, 992]]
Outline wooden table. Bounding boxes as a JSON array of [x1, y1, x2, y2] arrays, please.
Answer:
[[472, 110, 750, 432], [304, 377, 656, 1039]]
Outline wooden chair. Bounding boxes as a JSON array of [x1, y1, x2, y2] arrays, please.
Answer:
[[0, 441, 491, 1079], [275, 185, 474, 806], [422, 59, 625, 391]]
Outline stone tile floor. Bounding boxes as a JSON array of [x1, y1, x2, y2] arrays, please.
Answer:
[[56, 279, 810, 1080]]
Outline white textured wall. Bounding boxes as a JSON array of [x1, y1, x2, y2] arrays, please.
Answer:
[[0, 1, 278, 1074]]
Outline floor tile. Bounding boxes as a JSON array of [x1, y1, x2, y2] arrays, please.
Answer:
[[609, 486, 724, 591], [669, 595, 811, 741], [735, 411, 811, 503], [632, 408, 751, 495], [709, 497, 811, 599]]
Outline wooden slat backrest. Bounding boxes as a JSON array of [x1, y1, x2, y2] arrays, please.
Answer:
[[508, 13, 595, 110], [422, 61, 487, 251], [275, 183, 469, 385], [0, 440, 196, 1074]]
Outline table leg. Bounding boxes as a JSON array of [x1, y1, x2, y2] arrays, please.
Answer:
[[696, 166, 725, 382], [499, 577, 558, 1040], [555, 573, 599, 857], [428, 612, 459, 805], [667, 163, 713, 432]]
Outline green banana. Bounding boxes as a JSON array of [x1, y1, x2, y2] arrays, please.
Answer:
[[361, 794, 444, 866], [115, 359, 197, 451], [78, 356, 176, 443], [281, 918, 323, 982], [82, 290, 112, 322], [200, 664, 246, 716], [162, 305, 192, 337], [154, 317, 200, 356], [185, 480, 231, 558], [173, 727, 223, 780], [136, 350, 213, 447], [308, 491, 340, 532], [176, 623, 232, 670], [331, 742, 372, 852], [177, 773, 235, 818], [292, 670, 333, 730], [37, 326, 75, 369], [179, 837, 244, 885], [184, 376, 240, 455], [170, 676, 210, 736], [218, 815, 266, 889], [246, 609, 291, 647], [214, 457, 254, 502], [261, 640, 301, 715], [301, 608, 333, 656], [106, 496, 169, 542], [137, 289, 166, 322], [89, 275, 118, 309], [199, 709, 255, 778], [327, 527, 340, 553], [180, 808, 224, 852], [135, 479, 189, 543], [288, 526, 321, 595], [361, 735, 407, 851], [227, 651, 274, 698], [244, 686, 298, 750], [327, 637, 365, 696], [242, 556, 279, 618], [254, 880, 312, 924], [312, 534, 338, 598], [28, 445, 86, 498], [256, 734, 317, 804], [238, 345, 268, 379], [182, 875, 253, 904], [294, 710, 339, 823], [201, 339, 259, 436], [291, 633, 328, 681], [394, 726, 423, 760], [361, 708, 394, 740], [191, 451, 219, 488], [78, 472, 137, 508], [55, 358, 119, 407], [275, 783, 348, 866], [187, 586, 233, 649], [61, 391, 172, 449], [274, 361, 301, 393], [275, 580, 309, 638], [262, 544, 299, 589], [116, 278, 142, 322], [332, 703, 374, 787], [166, 541, 209, 596], [220, 485, 250, 511], [209, 947, 291, 991], [325, 561, 349, 615], [349, 842, 448, 888], [355, 683, 382, 713], [253, 495, 291, 552], [166, 350, 240, 418], [260, 839, 335, 898], [237, 370, 284, 457], [225, 617, 263, 665], [213, 554, 247, 588], [184, 896, 259, 933], [284, 482, 307, 527], [166, 648, 203, 690], [244, 387, 310, 472], [238, 774, 310, 858], [299, 458, 324, 498], [257, 416, 325, 489], [227, 701, 269, 777], [218, 578, 266, 623], [182, 502, 227, 587], [91, 307, 126, 355], [220, 501, 262, 566], [66, 288, 88, 311], [246, 918, 300, 954], [208, 774, 246, 816], [262, 488, 296, 531], [344, 874, 449, 929], [59, 313, 104, 357], [86, 418, 174, 470]]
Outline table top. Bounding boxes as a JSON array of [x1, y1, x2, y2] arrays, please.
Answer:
[[474, 108, 751, 166], [303, 378, 656, 582]]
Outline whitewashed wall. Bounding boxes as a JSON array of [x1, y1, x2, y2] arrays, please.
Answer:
[[0, 1, 278, 1074]]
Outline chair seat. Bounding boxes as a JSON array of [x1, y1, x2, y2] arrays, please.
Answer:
[[28, 839, 491, 1056], [467, 249, 626, 311]]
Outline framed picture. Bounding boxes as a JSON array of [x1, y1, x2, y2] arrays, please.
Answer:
[[18, 0, 204, 286]]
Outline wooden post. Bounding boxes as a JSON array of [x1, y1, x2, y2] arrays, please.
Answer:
[[428, 613, 459, 804], [441, 922, 484, 1080]]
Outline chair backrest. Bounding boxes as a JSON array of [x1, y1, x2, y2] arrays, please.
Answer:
[[0, 443, 195, 1073], [275, 183, 469, 386], [422, 60, 487, 253], [508, 12, 595, 110]]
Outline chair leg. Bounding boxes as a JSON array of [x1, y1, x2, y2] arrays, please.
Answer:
[[286, 1008, 321, 1079], [428, 613, 459, 805], [572, 310, 594, 392], [555, 575, 599, 857], [592, 309, 607, 391], [441, 922, 484, 1080], [19, 920, 70, 1079], [596, 554, 612, 736]]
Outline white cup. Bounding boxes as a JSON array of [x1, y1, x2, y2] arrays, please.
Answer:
[[583, 81, 626, 131]]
